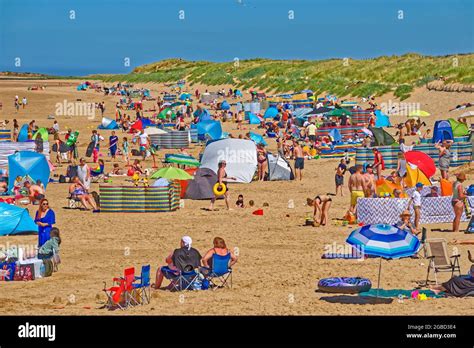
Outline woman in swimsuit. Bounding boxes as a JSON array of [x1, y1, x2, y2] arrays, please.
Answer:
[[307, 195, 332, 226], [256, 144, 268, 181], [435, 140, 453, 180], [209, 160, 236, 211], [201, 237, 238, 272], [69, 176, 98, 211], [452, 173, 467, 232]]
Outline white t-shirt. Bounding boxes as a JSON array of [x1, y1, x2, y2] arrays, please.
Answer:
[[307, 124, 317, 136], [53, 123, 60, 132], [411, 190, 422, 207], [138, 133, 149, 146]]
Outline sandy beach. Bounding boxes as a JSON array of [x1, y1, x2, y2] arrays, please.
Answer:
[[0, 79, 472, 316]]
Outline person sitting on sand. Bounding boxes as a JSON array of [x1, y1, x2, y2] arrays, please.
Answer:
[[130, 159, 144, 175], [37, 227, 61, 260], [110, 163, 127, 176], [201, 237, 238, 272], [24, 181, 45, 204], [395, 210, 418, 235], [153, 236, 202, 290], [235, 194, 245, 208], [307, 195, 332, 226], [430, 265, 474, 297], [69, 176, 99, 211]]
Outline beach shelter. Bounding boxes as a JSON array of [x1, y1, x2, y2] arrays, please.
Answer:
[[196, 120, 222, 140], [448, 118, 469, 137], [328, 128, 342, 143], [98, 117, 119, 130], [130, 119, 144, 132], [432, 120, 454, 143], [248, 113, 261, 125], [248, 132, 267, 146], [200, 138, 257, 183], [327, 108, 352, 117], [32, 127, 49, 141], [179, 93, 191, 101], [346, 224, 420, 297], [76, 84, 87, 91], [374, 110, 391, 127], [375, 179, 407, 198], [369, 126, 396, 146], [18, 124, 29, 142], [164, 153, 200, 167], [8, 151, 50, 192], [405, 163, 431, 188], [409, 110, 430, 118], [150, 167, 194, 180], [178, 168, 198, 198], [264, 107, 279, 119], [220, 100, 230, 110], [404, 151, 436, 178], [184, 168, 218, 200], [0, 203, 38, 236], [194, 108, 212, 122], [267, 153, 294, 181], [158, 108, 176, 120], [144, 127, 167, 135]]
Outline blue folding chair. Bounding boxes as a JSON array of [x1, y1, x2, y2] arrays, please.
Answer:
[[162, 266, 199, 291], [202, 253, 233, 290], [132, 265, 151, 304]]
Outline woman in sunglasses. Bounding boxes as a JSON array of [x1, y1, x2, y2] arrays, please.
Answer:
[[34, 198, 56, 247]]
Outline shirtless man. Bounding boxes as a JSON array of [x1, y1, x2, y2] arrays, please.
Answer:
[[293, 140, 304, 180], [363, 165, 377, 197], [24, 181, 45, 204], [348, 165, 366, 214]]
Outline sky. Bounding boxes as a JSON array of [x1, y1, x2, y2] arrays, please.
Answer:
[[0, 0, 473, 76]]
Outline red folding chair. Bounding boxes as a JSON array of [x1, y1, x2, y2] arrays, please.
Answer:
[[103, 279, 127, 310]]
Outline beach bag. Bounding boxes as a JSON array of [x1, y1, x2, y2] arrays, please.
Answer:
[[0, 262, 16, 281], [440, 179, 453, 196], [14, 263, 35, 281]]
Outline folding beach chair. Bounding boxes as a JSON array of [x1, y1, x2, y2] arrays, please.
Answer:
[[103, 279, 127, 310], [162, 266, 200, 291], [132, 265, 151, 305], [202, 253, 233, 290], [108, 267, 137, 308], [424, 238, 461, 285]]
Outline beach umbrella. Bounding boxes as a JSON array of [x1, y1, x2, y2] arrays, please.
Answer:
[[346, 224, 420, 297], [327, 108, 352, 117], [150, 166, 194, 180], [408, 110, 430, 117], [158, 108, 176, 120], [263, 107, 279, 119], [459, 111, 474, 118], [404, 151, 436, 178]]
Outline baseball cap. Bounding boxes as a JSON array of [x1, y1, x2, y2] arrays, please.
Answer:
[[416, 182, 424, 188]]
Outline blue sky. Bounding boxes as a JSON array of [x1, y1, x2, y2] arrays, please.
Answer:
[[0, 0, 472, 75]]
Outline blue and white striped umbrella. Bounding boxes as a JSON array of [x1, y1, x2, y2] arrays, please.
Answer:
[[346, 224, 420, 259]]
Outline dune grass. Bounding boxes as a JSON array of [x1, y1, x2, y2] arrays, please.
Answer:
[[91, 53, 474, 99]]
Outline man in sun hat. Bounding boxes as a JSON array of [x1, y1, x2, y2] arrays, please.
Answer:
[[408, 182, 424, 232], [396, 210, 417, 235], [153, 236, 202, 290]]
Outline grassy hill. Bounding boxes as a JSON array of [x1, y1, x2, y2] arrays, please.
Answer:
[[92, 53, 474, 100]]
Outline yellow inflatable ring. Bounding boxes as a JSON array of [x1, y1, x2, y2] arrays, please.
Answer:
[[213, 183, 227, 196]]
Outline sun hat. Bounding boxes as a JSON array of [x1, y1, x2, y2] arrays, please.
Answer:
[[456, 172, 466, 181]]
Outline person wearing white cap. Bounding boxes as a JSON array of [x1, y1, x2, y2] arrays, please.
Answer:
[[153, 236, 202, 290]]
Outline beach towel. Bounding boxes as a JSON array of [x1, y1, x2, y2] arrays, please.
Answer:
[[359, 288, 444, 299]]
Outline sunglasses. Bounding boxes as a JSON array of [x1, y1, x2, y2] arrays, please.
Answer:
[[41, 202, 49, 206]]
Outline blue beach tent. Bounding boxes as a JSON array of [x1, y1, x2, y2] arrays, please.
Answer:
[[0, 203, 38, 236]]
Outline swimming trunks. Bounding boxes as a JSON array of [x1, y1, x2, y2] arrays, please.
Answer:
[[295, 157, 304, 169], [351, 190, 365, 206], [335, 174, 344, 186]]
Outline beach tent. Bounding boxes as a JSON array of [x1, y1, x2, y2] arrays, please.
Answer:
[[369, 126, 396, 146], [264, 107, 279, 119], [328, 128, 342, 143], [98, 117, 119, 130], [184, 167, 219, 200], [194, 108, 212, 122], [267, 153, 294, 181], [18, 124, 29, 142], [220, 100, 230, 110], [375, 110, 391, 127], [76, 84, 87, 91], [158, 108, 176, 120], [196, 120, 222, 140], [376, 179, 407, 198], [248, 113, 261, 125], [0, 203, 38, 236], [200, 138, 257, 183], [130, 119, 144, 132], [405, 163, 431, 188], [8, 151, 50, 192], [32, 128, 49, 141], [248, 132, 267, 146], [235, 90, 243, 97], [432, 120, 454, 143], [448, 118, 469, 137], [179, 93, 191, 101]]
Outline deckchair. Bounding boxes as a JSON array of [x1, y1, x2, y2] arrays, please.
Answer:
[[162, 266, 200, 291], [202, 253, 233, 290], [103, 279, 127, 310], [424, 238, 461, 285], [132, 265, 151, 305]]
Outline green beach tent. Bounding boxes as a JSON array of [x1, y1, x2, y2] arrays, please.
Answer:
[[327, 108, 352, 117], [158, 108, 176, 120], [151, 166, 194, 180], [369, 126, 396, 146], [448, 118, 469, 137], [32, 127, 49, 141]]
